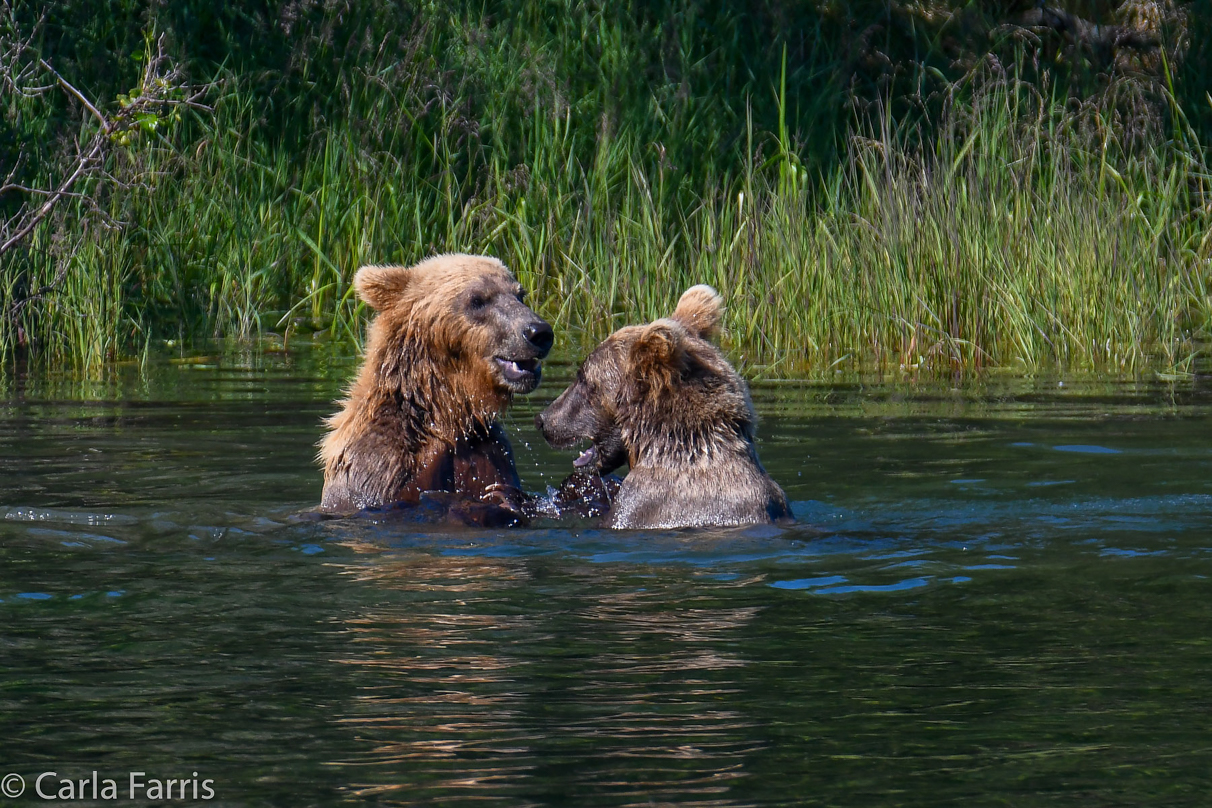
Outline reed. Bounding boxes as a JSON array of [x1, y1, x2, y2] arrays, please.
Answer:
[[3, 12, 1209, 376]]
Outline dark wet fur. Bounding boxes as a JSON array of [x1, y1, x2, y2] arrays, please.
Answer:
[[537, 286, 791, 529], [549, 471, 624, 519]]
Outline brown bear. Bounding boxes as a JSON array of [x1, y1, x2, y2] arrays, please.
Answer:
[[318, 254, 553, 517], [535, 285, 791, 529]]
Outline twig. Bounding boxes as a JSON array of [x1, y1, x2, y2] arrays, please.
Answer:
[[1, 5, 211, 326], [0, 137, 104, 257], [37, 58, 109, 131], [0, 183, 89, 198]]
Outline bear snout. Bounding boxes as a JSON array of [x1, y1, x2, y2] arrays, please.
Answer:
[[534, 408, 573, 447], [523, 321, 554, 357], [534, 400, 574, 447]]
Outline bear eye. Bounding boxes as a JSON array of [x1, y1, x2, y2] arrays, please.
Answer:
[[468, 294, 489, 310]]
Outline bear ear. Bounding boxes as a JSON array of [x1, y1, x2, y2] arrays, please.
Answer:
[[354, 265, 413, 310], [671, 284, 723, 340], [627, 321, 686, 388]]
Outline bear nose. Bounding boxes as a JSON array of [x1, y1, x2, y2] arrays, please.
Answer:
[[534, 412, 545, 433], [524, 321, 554, 356]]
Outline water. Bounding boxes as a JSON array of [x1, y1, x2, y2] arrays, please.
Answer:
[[3, 356, 1212, 806]]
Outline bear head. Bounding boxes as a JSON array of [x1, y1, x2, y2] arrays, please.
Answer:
[[536, 284, 751, 472], [354, 254, 554, 403]]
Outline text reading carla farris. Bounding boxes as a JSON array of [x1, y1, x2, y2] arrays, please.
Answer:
[[1, 771, 216, 801]]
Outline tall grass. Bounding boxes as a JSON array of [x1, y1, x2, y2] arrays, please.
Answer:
[[4, 63, 1211, 375]]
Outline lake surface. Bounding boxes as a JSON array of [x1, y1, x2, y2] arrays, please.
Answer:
[[3, 353, 1212, 806]]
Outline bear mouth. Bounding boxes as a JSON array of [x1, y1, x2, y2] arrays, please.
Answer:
[[494, 357, 542, 389], [572, 444, 598, 469], [568, 439, 627, 476]]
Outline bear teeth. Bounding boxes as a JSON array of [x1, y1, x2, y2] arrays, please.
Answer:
[[573, 445, 598, 468], [494, 357, 540, 382]]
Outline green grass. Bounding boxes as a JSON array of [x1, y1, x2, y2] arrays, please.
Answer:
[[3, 2, 1211, 376]]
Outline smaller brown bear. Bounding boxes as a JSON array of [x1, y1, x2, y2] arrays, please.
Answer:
[[536, 285, 791, 529], [319, 254, 553, 518]]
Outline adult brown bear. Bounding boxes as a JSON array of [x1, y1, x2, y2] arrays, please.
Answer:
[[318, 254, 553, 519], [536, 285, 791, 529]]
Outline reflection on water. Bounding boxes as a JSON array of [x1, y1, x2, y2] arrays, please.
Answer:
[[329, 552, 762, 803], [2, 355, 1212, 805]]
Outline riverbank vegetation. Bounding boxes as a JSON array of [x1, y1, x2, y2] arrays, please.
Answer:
[[3, 0, 1211, 374]]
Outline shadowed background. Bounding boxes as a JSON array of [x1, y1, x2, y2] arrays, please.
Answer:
[[3, 0, 1212, 374]]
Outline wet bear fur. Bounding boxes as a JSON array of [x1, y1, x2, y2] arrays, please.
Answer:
[[537, 285, 791, 529], [319, 254, 552, 517]]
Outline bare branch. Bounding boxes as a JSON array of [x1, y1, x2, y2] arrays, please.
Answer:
[[0, 135, 105, 256], [37, 58, 109, 131], [9, 260, 70, 317], [0, 1, 45, 96], [0, 183, 89, 198], [1, 2, 213, 329]]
